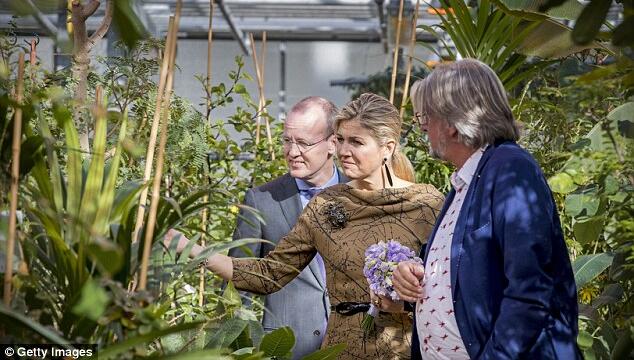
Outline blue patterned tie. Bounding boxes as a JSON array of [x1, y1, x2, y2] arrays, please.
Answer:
[[300, 187, 322, 200]]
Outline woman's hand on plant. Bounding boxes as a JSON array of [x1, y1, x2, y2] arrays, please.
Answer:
[[164, 229, 234, 281], [163, 229, 189, 253]]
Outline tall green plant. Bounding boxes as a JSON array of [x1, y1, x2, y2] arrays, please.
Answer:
[[421, 0, 602, 90], [516, 59, 634, 359]]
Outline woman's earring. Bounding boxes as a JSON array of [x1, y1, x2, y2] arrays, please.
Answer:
[[383, 157, 393, 187]]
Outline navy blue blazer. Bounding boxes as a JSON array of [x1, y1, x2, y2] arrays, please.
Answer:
[[412, 141, 580, 359]]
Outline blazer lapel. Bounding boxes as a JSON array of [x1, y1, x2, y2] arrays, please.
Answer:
[[449, 145, 497, 299], [277, 174, 303, 230], [276, 173, 327, 290]]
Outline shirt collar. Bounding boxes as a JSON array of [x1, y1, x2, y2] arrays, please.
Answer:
[[450, 147, 486, 191], [295, 165, 339, 191]]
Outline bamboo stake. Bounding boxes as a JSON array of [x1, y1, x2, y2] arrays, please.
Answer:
[[249, 33, 263, 146], [3, 53, 25, 307], [132, 11, 178, 244], [259, 32, 275, 160], [389, 0, 405, 104], [199, 0, 215, 307], [249, 33, 275, 159], [400, 0, 421, 118], [138, 5, 181, 291]]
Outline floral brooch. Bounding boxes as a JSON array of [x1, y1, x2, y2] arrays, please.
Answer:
[[322, 201, 349, 230]]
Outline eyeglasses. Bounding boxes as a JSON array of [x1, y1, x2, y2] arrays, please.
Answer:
[[414, 112, 429, 127], [282, 133, 332, 153]]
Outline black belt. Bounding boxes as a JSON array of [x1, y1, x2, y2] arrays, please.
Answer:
[[331, 302, 371, 316]]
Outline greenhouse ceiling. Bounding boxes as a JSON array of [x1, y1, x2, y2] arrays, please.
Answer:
[[0, 0, 442, 44]]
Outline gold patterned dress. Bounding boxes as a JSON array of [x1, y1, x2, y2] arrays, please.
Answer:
[[232, 183, 444, 359]]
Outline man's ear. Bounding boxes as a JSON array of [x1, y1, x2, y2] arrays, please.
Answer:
[[447, 125, 459, 140], [327, 134, 337, 156]]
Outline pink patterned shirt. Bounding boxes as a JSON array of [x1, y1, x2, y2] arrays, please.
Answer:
[[416, 148, 484, 359]]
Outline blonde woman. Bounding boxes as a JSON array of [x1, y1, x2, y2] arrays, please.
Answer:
[[167, 93, 444, 359]]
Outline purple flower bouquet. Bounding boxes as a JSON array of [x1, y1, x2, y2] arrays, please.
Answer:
[[362, 240, 423, 334]]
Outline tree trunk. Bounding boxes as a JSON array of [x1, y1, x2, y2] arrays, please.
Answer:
[[70, 0, 113, 153]]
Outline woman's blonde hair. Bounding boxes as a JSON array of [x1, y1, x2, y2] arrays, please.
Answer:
[[410, 59, 519, 148], [335, 93, 415, 182]]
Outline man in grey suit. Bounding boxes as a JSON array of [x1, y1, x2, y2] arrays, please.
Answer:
[[230, 96, 346, 359]]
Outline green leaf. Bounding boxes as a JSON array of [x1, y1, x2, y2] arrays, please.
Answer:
[[223, 281, 243, 308], [592, 283, 624, 308], [0, 304, 72, 346], [578, 330, 594, 349], [612, 15, 634, 47], [573, 216, 605, 245], [548, 172, 577, 194], [112, 0, 148, 49], [606, 102, 634, 124], [87, 238, 124, 274], [611, 327, 634, 360], [571, 0, 612, 45], [259, 327, 295, 358], [206, 318, 248, 349], [99, 321, 206, 359], [301, 343, 347, 360], [495, 0, 583, 20], [516, 19, 602, 59], [618, 120, 634, 139], [72, 279, 110, 321], [235, 84, 247, 94], [247, 320, 265, 348], [565, 193, 600, 217], [159, 349, 233, 360], [573, 253, 614, 288]]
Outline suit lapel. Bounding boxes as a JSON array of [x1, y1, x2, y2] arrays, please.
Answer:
[[277, 174, 303, 230], [276, 168, 348, 291], [449, 145, 496, 299], [276, 173, 327, 290]]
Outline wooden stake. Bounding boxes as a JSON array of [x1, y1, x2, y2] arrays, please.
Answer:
[[132, 10, 179, 244], [3, 53, 25, 307], [249, 32, 274, 159], [389, 0, 405, 104], [138, 3, 181, 291], [249, 33, 263, 146], [260, 32, 275, 160], [400, 0, 420, 118], [29, 39, 36, 82]]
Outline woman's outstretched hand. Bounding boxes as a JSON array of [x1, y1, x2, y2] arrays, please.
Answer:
[[162, 229, 234, 281], [392, 261, 425, 302], [163, 229, 189, 252]]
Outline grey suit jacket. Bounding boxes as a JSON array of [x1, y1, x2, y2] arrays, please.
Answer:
[[230, 170, 347, 359]]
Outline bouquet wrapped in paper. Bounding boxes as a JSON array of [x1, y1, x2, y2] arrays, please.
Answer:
[[362, 240, 423, 334]]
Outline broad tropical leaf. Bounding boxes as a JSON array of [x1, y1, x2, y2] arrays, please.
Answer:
[[573, 253, 614, 288], [301, 343, 348, 360], [259, 327, 295, 358]]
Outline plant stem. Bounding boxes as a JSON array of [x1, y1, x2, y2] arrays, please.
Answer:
[[3, 53, 25, 307], [389, 0, 404, 104]]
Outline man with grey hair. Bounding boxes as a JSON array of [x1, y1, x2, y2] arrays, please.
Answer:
[[391, 59, 580, 359], [230, 96, 346, 359]]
